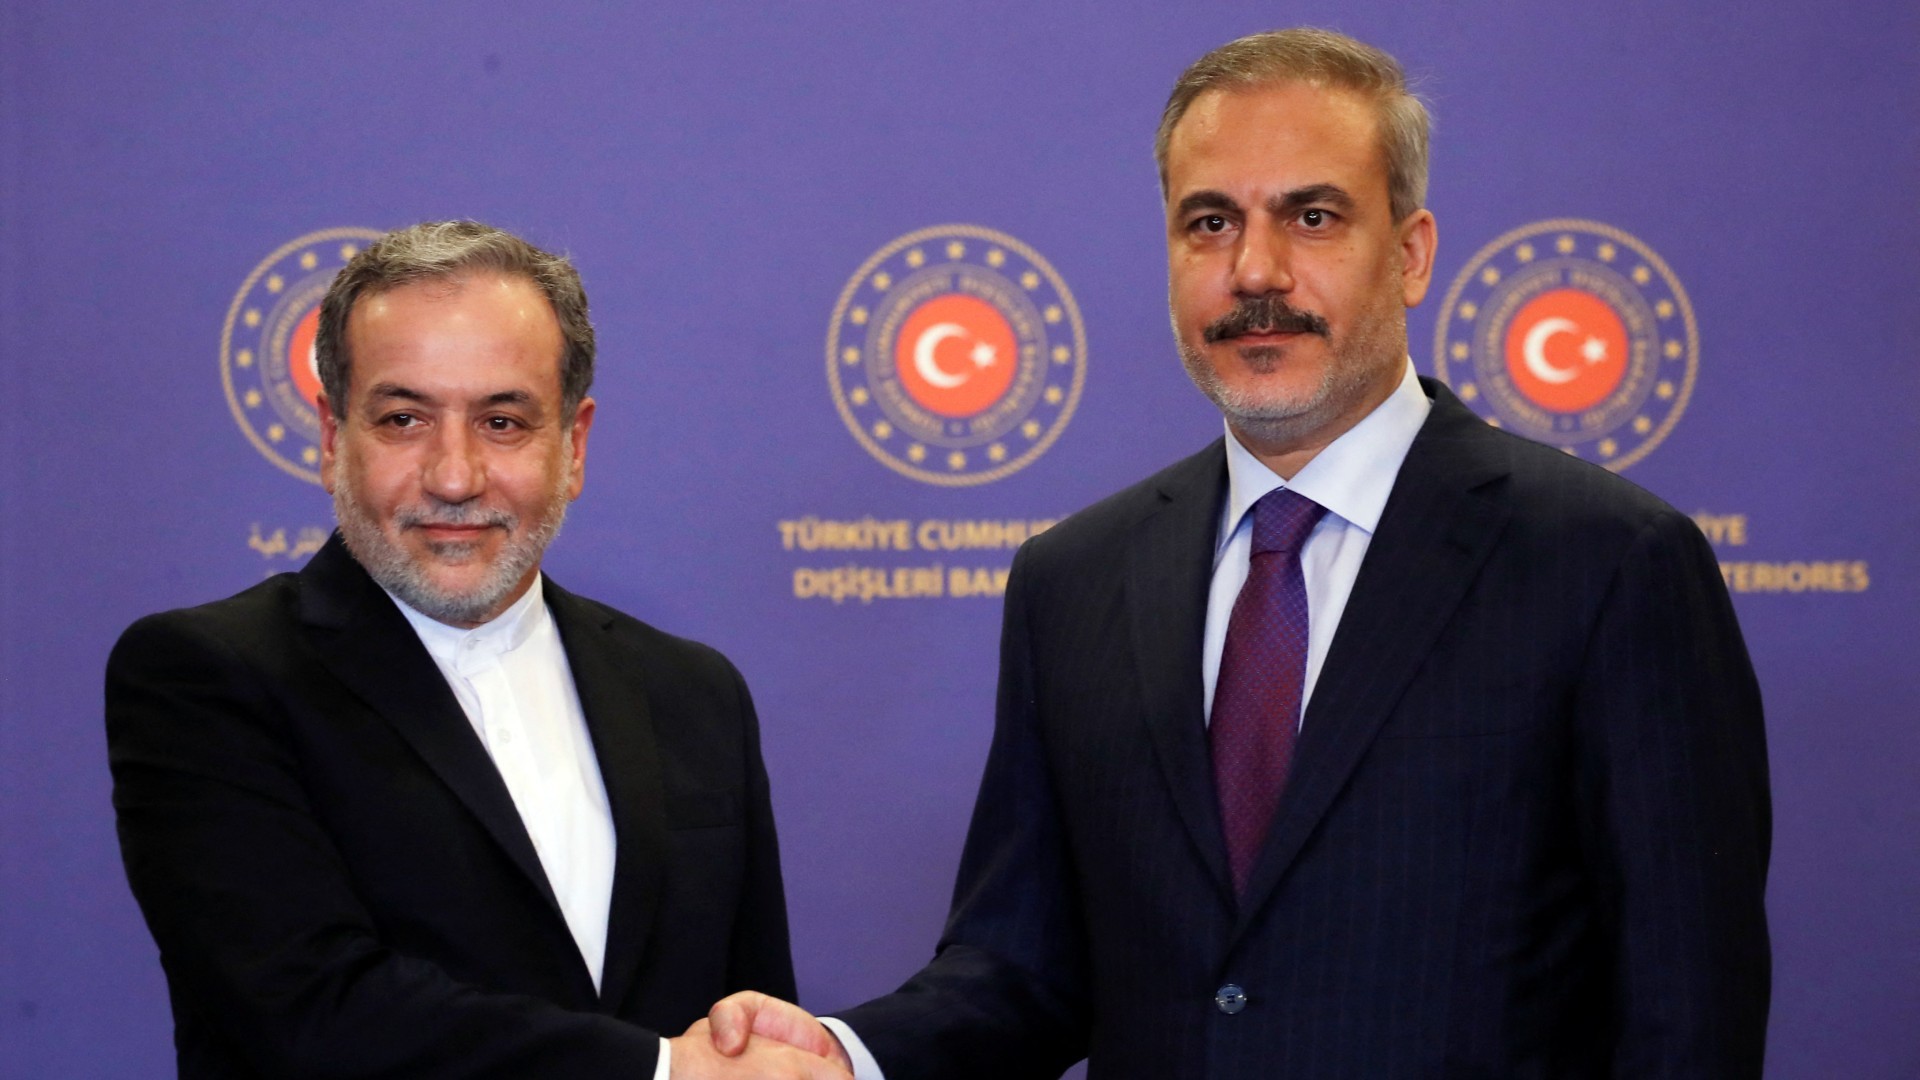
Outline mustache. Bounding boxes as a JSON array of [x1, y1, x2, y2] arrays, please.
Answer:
[[1203, 295, 1330, 343], [396, 502, 516, 531]]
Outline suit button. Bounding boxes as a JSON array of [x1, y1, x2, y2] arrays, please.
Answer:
[[1214, 984, 1247, 1015]]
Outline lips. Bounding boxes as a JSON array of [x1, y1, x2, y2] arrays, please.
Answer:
[[395, 504, 517, 536]]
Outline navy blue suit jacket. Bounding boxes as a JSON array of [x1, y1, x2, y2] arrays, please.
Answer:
[[840, 380, 1770, 1079]]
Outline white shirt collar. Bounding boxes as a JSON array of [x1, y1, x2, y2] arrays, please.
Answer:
[[389, 574, 549, 668], [1218, 361, 1431, 557]]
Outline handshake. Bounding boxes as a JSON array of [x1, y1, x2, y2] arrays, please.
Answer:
[[669, 992, 855, 1080]]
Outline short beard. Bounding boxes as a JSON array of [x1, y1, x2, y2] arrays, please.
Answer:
[[333, 447, 572, 627], [1175, 289, 1406, 448], [1177, 335, 1381, 447]]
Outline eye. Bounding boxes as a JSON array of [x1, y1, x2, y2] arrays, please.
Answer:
[[1195, 215, 1230, 234], [383, 412, 420, 428], [1300, 209, 1328, 228], [483, 416, 522, 433]]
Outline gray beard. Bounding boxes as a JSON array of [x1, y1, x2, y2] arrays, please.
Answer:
[[332, 455, 572, 627], [1177, 338, 1374, 447], [1173, 298, 1407, 449]]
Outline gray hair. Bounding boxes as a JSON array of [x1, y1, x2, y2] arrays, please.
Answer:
[[315, 220, 595, 417], [1154, 28, 1430, 223]]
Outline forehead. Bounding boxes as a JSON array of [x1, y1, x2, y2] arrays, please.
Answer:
[[1164, 81, 1386, 200], [346, 272, 565, 391]]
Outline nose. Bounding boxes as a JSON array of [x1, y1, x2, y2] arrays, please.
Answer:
[[422, 421, 485, 504], [1230, 221, 1294, 297]]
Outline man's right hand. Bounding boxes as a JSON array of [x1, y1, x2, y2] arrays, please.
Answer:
[[670, 1017, 852, 1079], [706, 991, 854, 1071]]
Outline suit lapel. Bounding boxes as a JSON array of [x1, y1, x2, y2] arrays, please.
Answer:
[[297, 535, 565, 922], [1231, 384, 1514, 939], [1126, 440, 1236, 901], [545, 583, 667, 1014]]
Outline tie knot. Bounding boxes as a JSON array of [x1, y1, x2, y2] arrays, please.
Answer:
[[1250, 489, 1326, 556]]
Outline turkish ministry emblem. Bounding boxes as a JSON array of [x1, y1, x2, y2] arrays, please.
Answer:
[[1433, 219, 1698, 471], [827, 225, 1086, 486], [221, 227, 383, 484]]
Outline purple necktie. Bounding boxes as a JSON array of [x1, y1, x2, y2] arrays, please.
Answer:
[[1210, 488, 1327, 897]]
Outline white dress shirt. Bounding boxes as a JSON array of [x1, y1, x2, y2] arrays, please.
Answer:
[[1202, 360, 1431, 723], [825, 362, 1431, 1080], [392, 578, 674, 1077]]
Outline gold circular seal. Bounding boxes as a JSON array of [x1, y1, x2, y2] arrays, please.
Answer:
[[1432, 218, 1699, 471], [220, 227, 383, 484], [826, 225, 1087, 486]]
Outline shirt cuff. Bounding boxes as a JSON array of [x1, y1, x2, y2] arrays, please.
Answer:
[[820, 1016, 887, 1080], [653, 1036, 672, 1080]]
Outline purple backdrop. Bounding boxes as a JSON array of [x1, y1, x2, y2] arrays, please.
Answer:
[[2, 3, 1916, 1077]]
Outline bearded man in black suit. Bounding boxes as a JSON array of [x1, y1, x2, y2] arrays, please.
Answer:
[[704, 28, 1771, 1079], [107, 221, 850, 1080]]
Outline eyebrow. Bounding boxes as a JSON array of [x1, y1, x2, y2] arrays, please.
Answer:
[[366, 382, 433, 406], [1174, 190, 1240, 218], [478, 389, 537, 410], [1173, 183, 1359, 219], [363, 383, 540, 411], [1270, 184, 1356, 216]]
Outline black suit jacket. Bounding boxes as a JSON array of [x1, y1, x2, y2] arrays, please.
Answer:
[[107, 535, 795, 1078], [840, 380, 1770, 1079]]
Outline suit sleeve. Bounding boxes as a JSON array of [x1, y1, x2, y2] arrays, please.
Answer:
[[1571, 511, 1771, 1077], [722, 660, 799, 1000], [836, 543, 1090, 1080], [106, 613, 661, 1080]]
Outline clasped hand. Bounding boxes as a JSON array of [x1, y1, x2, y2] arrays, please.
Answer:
[[668, 991, 853, 1079]]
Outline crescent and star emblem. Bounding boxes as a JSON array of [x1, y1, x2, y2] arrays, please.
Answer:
[[827, 223, 1086, 485], [1433, 219, 1696, 472], [912, 322, 998, 389], [1522, 316, 1608, 384]]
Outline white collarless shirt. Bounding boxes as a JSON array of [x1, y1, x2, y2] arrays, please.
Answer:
[[389, 576, 617, 991], [826, 362, 1432, 1080]]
